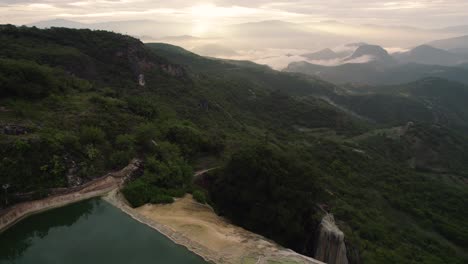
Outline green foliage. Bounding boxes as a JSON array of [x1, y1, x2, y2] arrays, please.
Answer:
[[122, 144, 192, 207], [143, 156, 192, 189], [0, 138, 67, 194], [0, 59, 61, 98], [109, 150, 135, 169], [164, 123, 206, 157], [192, 190, 207, 204], [89, 95, 126, 111], [134, 123, 160, 152], [126, 96, 159, 119], [79, 126, 106, 145], [211, 144, 323, 251], [153, 141, 182, 162], [1, 26, 467, 264], [162, 122, 226, 157], [115, 134, 136, 150], [285, 60, 468, 85]]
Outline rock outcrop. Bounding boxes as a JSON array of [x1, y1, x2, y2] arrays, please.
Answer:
[[314, 214, 349, 264], [2, 124, 28, 135], [138, 73, 146, 86]]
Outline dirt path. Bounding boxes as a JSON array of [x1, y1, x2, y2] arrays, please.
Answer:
[[0, 159, 141, 233], [104, 191, 324, 264], [194, 167, 220, 178]]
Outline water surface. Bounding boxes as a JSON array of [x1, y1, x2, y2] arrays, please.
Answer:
[[0, 198, 207, 264]]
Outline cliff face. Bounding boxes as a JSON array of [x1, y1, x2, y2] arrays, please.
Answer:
[[314, 214, 349, 264]]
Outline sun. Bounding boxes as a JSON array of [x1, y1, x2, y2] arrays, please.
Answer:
[[189, 4, 216, 36], [192, 19, 210, 36]]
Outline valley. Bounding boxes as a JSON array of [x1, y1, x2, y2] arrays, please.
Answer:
[[0, 25, 467, 264]]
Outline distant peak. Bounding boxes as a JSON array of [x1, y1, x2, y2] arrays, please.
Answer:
[[346, 45, 395, 64], [302, 48, 339, 60], [28, 18, 87, 28], [31, 18, 81, 24], [350, 45, 390, 57], [345, 42, 368, 48], [321, 48, 335, 53], [408, 45, 451, 54], [413, 44, 437, 50]]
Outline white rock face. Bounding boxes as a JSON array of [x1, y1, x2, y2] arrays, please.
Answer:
[[138, 74, 145, 86], [314, 214, 349, 264]]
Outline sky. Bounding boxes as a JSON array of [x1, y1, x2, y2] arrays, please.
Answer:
[[1, 0, 468, 28]]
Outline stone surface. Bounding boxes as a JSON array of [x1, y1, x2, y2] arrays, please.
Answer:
[[2, 125, 28, 135], [314, 214, 349, 264]]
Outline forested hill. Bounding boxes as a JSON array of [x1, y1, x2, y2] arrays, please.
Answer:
[[0, 25, 467, 264]]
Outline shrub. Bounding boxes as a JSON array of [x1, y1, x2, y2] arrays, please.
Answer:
[[122, 179, 175, 207], [153, 141, 181, 162], [115, 134, 135, 150], [134, 123, 159, 152], [149, 193, 174, 204], [165, 123, 205, 157], [126, 96, 159, 119], [0, 59, 60, 99], [109, 150, 135, 168], [192, 190, 206, 204], [122, 179, 149, 207], [79, 126, 106, 145], [143, 156, 192, 189]]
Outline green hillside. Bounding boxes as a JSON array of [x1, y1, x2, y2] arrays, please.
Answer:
[[0, 26, 467, 264], [285, 60, 468, 85]]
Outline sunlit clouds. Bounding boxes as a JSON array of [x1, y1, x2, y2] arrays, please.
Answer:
[[2, 1, 468, 69], [1, 0, 468, 27]]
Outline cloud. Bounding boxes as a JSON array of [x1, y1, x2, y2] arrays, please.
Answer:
[[2, 0, 468, 69], [1, 0, 468, 27]]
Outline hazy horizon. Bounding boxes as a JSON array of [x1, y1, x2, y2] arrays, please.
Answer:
[[2, 1, 468, 69], [2, 1, 468, 28]]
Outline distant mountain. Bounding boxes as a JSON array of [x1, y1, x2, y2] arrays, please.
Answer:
[[460, 62, 468, 69], [345, 44, 396, 65], [27, 19, 468, 64], [191, 44, 239, 57], [427, 35, 468, 54], [301, 48, 341, 60], [339, 78, 468, 131], [157, 35, 201, 41], [28, 19, 189, 39], [284, 60, 468, 85], [345, 42, 368, 48], [285, 62, 376, 84], [300, 43, 368, 62], [438, 25, 468, 34], [28, 19, 88, 29], [393, 45, 468, 66]]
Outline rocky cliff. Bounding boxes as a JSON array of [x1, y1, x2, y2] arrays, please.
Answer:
[[314, 214, 349, 264]]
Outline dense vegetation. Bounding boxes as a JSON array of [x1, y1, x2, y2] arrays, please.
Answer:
[[210, 141, 468, 263], [0, 26, 467, 264], [210, 144, 323, 252], [285, 60, 468, 85]]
